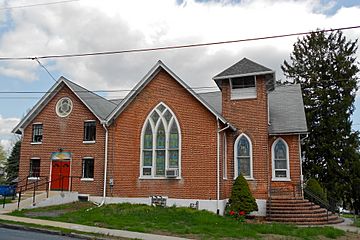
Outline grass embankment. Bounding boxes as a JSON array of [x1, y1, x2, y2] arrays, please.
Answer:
[[10, 202, 345, 239], [341, 213, 360, 228]]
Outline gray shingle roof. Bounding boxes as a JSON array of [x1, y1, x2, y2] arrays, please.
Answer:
[[198, 91, 222, 113], [62, 78, 117, 120], [268, 84, 307, 134], [213, 58, 273, 80]]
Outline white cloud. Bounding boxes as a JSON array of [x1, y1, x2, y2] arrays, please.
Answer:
[[0, 115, 20, 153]]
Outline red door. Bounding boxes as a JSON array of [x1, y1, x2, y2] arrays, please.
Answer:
[[51, 161, 70, 190]]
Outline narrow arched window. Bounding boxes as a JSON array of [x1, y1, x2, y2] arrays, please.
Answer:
[[272, 138, 290, 180], [234, 134, 253, 179], [141, 103, 181, 178]]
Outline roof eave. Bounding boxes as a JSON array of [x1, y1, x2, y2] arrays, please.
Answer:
[[213, 71, 275, 80], [268, 131, 308, 136]]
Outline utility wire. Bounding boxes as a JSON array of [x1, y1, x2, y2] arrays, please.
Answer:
[[0, 25, 359, 61], [34, 58, 57, 82], [0, 0, 80, 11]]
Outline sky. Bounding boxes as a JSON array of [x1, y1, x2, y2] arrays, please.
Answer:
[[0, 0, 360, 153]]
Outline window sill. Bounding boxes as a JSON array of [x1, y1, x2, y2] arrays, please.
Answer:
[[31, 142, 42, 145], [272, 178, 291, 182], [139, 176, 181, 180], [28, 177, 40, 180], [83, 141, 96, 144], [81, 178, 94, 182], [234, 176, 254, 180]]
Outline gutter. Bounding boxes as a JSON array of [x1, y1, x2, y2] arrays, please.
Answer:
[[99, 123, 109, 207], [216, 119, 231, 214]]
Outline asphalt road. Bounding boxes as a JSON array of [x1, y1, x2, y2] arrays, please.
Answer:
[[0, 227, 84, 240]]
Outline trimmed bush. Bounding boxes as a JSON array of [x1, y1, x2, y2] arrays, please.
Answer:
[[305, 178, 327, 202], [228, 175, 258, 214]]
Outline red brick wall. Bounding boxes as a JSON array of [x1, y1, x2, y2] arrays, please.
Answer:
[[18, 84, 105, 195], [220, 76, 270, 199], [108, 69, 219, 200]]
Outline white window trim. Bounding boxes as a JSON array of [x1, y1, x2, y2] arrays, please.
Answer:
[[234, 133, 253, 180], [271, 138, 291, 181], [81, 178, 94, 181], [29, 157, 41, 179], [139, 102, 182, 179], [223, 132, 227, 180], [31, 142, 42, 145], [83, 140, 96, 144]]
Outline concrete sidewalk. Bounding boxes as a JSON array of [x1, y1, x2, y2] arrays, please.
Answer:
[[327, 217, 360, 234], [0, 214, 190, 240]]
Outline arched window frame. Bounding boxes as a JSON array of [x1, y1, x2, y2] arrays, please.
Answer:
[[234, 133, 253, 180], [271, 138, 290, 181], [140, 102, 181, 179]]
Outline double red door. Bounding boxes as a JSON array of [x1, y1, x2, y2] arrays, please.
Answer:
[[51, 161, 70, 190]]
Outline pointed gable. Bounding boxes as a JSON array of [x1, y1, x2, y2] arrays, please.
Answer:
[[12, 77, 117, 134], [106, 61, 234, 129]]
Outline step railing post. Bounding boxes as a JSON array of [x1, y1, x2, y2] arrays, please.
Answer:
[[46, 176, 49, 198], [32, 181, 36, 206], [17, 187, 22, 209], [2, 195, 6, 208]]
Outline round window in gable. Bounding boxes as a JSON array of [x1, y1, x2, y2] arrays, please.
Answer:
[[56, 97, 73, 117]]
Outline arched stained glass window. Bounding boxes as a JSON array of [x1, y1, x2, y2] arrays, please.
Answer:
[[234, 134, 253, 179], [141, 103, 181, 178], [272, 138, 289, 179]]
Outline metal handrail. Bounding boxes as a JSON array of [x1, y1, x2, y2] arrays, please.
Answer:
[[16, 175, 82, 209]]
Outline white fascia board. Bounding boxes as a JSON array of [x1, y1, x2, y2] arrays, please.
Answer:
[[12, 78, 64, 134], [213, 71, 275, 80]]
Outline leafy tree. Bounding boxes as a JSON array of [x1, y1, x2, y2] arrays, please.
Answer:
[[305, 178, 327, 202], [282, 30, 359, 203], [0, 145, 7, 184], [228, 175, 258, 214], [5, 141, 21, 184]]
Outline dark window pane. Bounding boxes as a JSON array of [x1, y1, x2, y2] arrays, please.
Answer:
[[156, 122, 165, 149], [238, 157, 250, 177], [275, 159, 287, 169], [169, 122, 179, 149], [275, 140, 286, 159], [29, 159, 40, 177], [275, 170, 287, 178], [238, 136, 250, 156], [143, 122, 153, 149], [143, 150, 152, 166], [156, 150, 165, 176], [164, 110, 172, 123], [151, 111, 159, 123], [157, 104, 166, 113], [32, 124, 43, 143], [232, 76, 255, 89], [82, 158, 94, 178], [143, 168, 151, 176], [84, 121, 96, 141], [169, 150, 178, 168]]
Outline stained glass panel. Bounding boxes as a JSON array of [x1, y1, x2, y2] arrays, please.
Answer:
[[156, 122, 165, 149], [156, 150, 165, 176], [169, 150, 178, 168]]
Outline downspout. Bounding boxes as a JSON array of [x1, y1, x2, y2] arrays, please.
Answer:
[[216, 119, 230, 215], [99, 123, 109, 206]]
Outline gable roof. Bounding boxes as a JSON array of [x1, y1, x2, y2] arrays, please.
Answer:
[[12, 77, 117, 134], [268, 84, 308, 134], [106, 60, 234, 129], [213, 58, 274, 80]]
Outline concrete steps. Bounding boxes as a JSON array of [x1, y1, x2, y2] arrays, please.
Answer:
[[267, 197, 344, 225]]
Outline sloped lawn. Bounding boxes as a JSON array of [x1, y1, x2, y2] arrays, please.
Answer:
[[10, 202, 345, 239]]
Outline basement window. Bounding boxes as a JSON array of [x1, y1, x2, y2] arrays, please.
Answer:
[[230, 76, 257, 100], [29, 158, 40, 178]]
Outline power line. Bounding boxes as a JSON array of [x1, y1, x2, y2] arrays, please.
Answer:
[[0, 25, 359, 61], [34, 58, 57, 82], [0, 0, 80, 11]]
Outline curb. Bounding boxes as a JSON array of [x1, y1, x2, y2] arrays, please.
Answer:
[[0, 221, 113, 240]]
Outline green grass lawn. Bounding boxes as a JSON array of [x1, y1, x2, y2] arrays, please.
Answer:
[[10, 202, 345, 240]]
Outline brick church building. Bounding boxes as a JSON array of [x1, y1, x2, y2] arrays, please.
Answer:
[[13, 58, 307, 215]]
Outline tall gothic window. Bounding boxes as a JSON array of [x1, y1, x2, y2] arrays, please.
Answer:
[[140, 103, 181, 178], [272, 138, 290, 180], [234, 134, 253, 179]]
